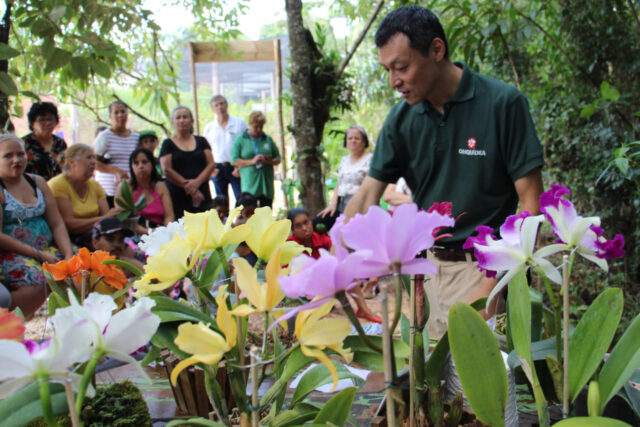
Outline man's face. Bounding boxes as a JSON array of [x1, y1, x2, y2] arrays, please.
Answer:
[[92, 231, 126, 257], [211, 99, 228, 116], [378, 33, 440, 105]]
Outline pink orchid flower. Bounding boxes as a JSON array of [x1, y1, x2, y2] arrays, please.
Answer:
[[540, 184, 625, 271], [340, 203, 455, 276], [464, 212, 563, 306]]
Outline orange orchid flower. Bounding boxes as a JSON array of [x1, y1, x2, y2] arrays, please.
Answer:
[[0, 308, 25, 340], [43, 259, 70, 281]]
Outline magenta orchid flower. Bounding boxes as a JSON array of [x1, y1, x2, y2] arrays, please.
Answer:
[[340, 203, 455, 276], [463, 213, 563, 306], [540, 184, 625, 271]]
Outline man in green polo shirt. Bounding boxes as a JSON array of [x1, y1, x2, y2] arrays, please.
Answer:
[[344, 5, 544, 338]]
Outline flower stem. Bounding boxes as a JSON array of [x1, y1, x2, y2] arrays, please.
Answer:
[[537, 266, 563, 363], [390, 264, 403, 334], [37, 373, 57, 427], [408, 269, 416, 427], [337, 292, 381, 352], [63, 379, 81, 427], [75, 349, 104, 415], [250, 346, 260, 427], [380, 282, 396, 427], [216, 247, 231, 282], [562, 254, 570, 418], [261, 312, 269, 357]]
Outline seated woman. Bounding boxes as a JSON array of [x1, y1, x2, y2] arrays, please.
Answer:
[[0, 133, 73, 318], [286, 207, 381, 323], [116, 148, 174, 234], [48, 144, 118, 248]]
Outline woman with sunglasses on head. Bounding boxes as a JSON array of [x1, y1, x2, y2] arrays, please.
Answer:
[[22, 101, 67, 180], [0, 133, 73, 318]]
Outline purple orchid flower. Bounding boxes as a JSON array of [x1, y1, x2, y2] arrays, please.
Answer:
[[463, 212, 563, 306], [340, 203, 455, 276], [540, 184, 625, 270]]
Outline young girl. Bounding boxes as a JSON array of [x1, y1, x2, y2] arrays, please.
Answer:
[[286, 207, 331, 259], [118, 148, 174, 234]]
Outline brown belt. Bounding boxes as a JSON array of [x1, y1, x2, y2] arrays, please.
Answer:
[[430, 247, 476, 262]]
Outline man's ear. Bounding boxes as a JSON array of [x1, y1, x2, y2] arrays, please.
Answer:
[[430, 37, 447, 61]]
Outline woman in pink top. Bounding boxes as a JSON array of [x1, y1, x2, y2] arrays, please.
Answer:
[[117, 148, 174, 234]]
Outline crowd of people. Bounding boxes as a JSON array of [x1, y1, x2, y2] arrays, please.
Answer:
[[0, 94, 377, 321]]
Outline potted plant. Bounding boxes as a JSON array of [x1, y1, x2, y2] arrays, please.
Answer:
[[115, 179, 146, 232]]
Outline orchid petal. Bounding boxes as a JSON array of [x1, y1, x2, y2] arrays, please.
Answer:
[[535, 257, 562, 284], [400, 258, 438, 275], [0, 340, 34, 380], [301, 346, 340, 391], [102, 297, 159, 355], [0, 377, 33, 399]]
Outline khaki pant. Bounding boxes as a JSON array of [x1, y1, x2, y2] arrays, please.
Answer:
[[425, 251, 485, 340]]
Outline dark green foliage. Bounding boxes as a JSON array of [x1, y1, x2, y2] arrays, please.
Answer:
[[79, 381, 152, 427]]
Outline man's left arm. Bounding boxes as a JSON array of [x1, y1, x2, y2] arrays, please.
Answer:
[[515, 167, 543, 215]]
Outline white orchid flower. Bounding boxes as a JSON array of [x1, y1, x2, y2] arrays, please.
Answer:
[[52, 291, 160, 382]]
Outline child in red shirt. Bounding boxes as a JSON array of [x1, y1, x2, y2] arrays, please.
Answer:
[[286, 208, 331, 259]]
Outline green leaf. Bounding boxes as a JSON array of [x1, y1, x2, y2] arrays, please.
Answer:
[[19, 90, 40, 100], [48, 5, 67, 22], [400, 313, 410, 345], [600, 82, 620, 101], [149, 294, 215, 325], [140, 344, 161, 366], [91, 60, 111, 78], [530, 288, 543, 342], [425, 333, 449, 386], [0, 44, 20, 60], [569, 288, 623, 403], [312, 387, 357, 426], [165, 417, 226, 427], [270, 408, 318, 427], [0, 383, 68, 427], [552, 417, 632, 426], [448, 302, 507, 427], [44, 48, 72, 74], [0, 71, 18, 96], [102, 258, 144, 277], [613, 157, 629, 175], [281, 347, 315, 381], [507, 271, 534, 380], [581, 104, 598, 119], [289, 361, 363, 407], [70, 56, 89, 80], [598, 312, 640, 413]]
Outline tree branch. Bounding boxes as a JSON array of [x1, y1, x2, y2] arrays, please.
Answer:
[[496, 28, 521, 90], [112, 93, 169, 135], [515, 9, 599, 88], [627, 0, 640, 31], [337, 0, 385, 78], [68, 93, 109, 126]]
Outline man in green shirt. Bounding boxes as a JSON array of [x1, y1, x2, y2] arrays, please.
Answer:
[[344, 6, 544, 338]]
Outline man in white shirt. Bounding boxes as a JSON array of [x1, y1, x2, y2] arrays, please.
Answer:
[[203, 95, 247, 199]]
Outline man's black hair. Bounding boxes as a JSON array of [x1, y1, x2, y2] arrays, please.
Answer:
[[374, 6, 449, 59], [27, 102, 59, 130], [235, 192, 257, 208], [213, 195, 229, 208]]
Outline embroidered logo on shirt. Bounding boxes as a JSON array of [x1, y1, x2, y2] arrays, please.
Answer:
[[459, 137, 486, 156]]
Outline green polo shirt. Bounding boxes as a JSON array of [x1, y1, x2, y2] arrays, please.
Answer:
[[370, 62, 544, 248], [231, 131, 280, 199]]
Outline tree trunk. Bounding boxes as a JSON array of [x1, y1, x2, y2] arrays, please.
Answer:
[[285, 0, 325, 215], [0, 2, 12, 129]]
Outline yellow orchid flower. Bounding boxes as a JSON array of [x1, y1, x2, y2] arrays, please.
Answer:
[[170, 322, 228, 386], [183, 207, 250, 250], [134, 219, 209, 297], [245, 207, 306, 264], [134, 233, 193, 297], [232, 249, 285, 313], [295, 301, 353, 391], [170, 285, 251, 385]]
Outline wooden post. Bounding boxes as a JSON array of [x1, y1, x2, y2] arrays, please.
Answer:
[[274, 39, 287, 179], [189, 42, 200, 135]]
